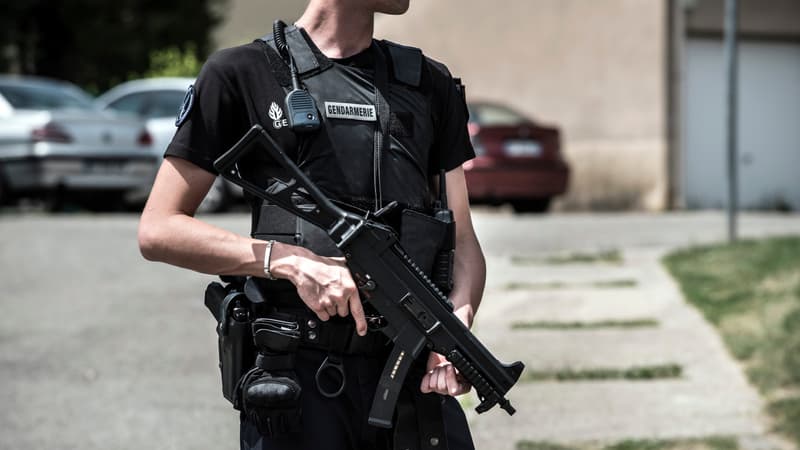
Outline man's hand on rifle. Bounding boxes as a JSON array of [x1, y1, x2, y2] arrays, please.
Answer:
[[420, 305, 473, 396], [270, 243, 368, 336], [421, 351, 471, 396]]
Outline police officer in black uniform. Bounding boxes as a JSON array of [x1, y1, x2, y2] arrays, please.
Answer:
[[138, 1, 487, 449]]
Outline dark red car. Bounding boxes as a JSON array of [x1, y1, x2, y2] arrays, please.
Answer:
[[463, 102, 569, 213]]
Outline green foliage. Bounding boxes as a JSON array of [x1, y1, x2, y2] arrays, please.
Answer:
[[768, 397, 800, 444], [140, 44, 202, 78], [783, 334, 800, 384], [663, 236, 800, 448], [0, 0, 227, 92]]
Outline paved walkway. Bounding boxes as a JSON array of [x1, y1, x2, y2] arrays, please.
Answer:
[[468, 245, 785, 450], [2, 211, 800, 449]]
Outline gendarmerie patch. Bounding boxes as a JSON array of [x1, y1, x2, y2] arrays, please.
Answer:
[[175, 84, 195, 127], [324, 102, 376, 122]]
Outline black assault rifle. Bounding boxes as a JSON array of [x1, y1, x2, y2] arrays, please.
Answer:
[[214, 124, 524, 428]]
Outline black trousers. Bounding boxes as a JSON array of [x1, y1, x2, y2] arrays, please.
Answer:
[[239, 347, 475, 450]]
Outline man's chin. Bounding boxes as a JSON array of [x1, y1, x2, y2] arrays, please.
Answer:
[[375, 0, 410, 15]]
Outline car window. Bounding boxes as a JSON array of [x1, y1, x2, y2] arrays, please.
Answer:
[[142, 90, 186, 119], [0, 82, 93, 110], [469, 104, 527, 126], [107, 92, 150, 116]]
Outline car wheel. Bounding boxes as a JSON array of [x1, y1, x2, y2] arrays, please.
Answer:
[[84, 192, 127, 212], [43, 187, 67, 213], [0, 172, 7, 206], [511, 198, 551, 214], [197, 178, 230, 213]]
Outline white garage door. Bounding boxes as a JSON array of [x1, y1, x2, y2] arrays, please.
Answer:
[[684, 38, 800, 210]]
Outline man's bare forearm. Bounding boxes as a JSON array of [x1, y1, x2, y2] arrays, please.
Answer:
[[449, 229, 486, 328], [138, 210, 263, 276]]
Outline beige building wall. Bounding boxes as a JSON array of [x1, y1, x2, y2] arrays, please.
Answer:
[[213, 0, 671, 210], [376, 0, 669, 210], [212, 0, 307, 49]]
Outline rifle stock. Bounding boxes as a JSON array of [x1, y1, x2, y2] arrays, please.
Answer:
[[214, 125, 524, 427]]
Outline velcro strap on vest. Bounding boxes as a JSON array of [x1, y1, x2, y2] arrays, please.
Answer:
[[256, 27, 422, 88], [383, 40, 423, 87], [285, 26, 321, 75], [257, 25, 333, 86]]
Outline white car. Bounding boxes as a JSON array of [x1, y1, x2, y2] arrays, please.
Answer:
[[95, 78, 238, 212], [0, 76, 158, 210]]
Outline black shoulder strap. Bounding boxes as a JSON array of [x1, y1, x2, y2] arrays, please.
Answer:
[[256, 25, 333, 85], [256, 37, 293, 87], [382, 40, 423, 88], [372, 41, 391, 211]]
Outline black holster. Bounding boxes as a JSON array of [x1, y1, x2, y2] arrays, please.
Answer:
[[204, 279, 256, 407]]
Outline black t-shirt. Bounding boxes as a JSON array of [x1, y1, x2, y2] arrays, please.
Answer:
[[165, 34, 474, 205]]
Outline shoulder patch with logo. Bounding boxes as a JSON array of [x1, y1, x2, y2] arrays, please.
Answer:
[[269, 101, 289, 129], [324, 102, 376, 122], [175, 84, 195, 127]]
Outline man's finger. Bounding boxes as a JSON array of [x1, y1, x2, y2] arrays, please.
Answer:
[[436, 368, 447, 394], [348, 294, 368, 336], [318, 299, 336, 319], [315, 308, 331, 322], [446, 364, 460, 395], [428, 369, 439, 392], [335, 297, 349, 317], [420, 374, 432, 393]]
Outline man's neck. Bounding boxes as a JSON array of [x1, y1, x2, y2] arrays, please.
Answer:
[[295, 2, 375, 59]]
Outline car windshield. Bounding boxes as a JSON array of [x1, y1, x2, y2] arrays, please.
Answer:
[[469, 103, 527, 126], [0, 81, 94, 110]]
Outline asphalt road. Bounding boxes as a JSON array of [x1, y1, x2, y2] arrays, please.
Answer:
[[1, 209, 799, 450]]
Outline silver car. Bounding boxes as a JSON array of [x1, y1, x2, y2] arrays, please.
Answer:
[[0, 76, 158, 209], [96, 77, 239, 213]]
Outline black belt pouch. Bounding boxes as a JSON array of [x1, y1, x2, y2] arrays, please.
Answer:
[[400, 209, 448, 278]]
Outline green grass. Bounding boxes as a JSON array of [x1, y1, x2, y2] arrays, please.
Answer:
[[593, 279, 638, 288], [605, 437, 738, 450], [457, 392, 476, 411], [510, 319, 658, 330], [512, 249, 623, 266], [663, 236, 800, 448], [504, 279, 638, 291], [515, 436, 739, 450], [522, 364, 682, 382], [517, 442, 577, 450], [505, 281, 567, 290]]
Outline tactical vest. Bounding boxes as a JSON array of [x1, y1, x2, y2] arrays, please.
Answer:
[[249, 27, 438, 258]]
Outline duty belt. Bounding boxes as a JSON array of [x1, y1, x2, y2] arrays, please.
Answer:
[[246, 278, 391, 356]]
